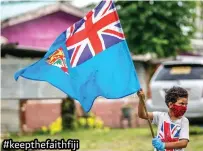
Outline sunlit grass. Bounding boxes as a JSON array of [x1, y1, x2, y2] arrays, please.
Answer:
[[7, 127, 203, 151]]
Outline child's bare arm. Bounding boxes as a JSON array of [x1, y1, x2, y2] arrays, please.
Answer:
[[137, 89, 153, 120], [152, 138, 189, 150], [165, 139, 189, 149]]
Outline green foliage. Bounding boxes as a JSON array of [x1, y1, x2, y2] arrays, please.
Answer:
[[190, 126, 203, 135], [116, 1, 197, 57], [77, 112, 110, 132], [39, 117, 62, 135]]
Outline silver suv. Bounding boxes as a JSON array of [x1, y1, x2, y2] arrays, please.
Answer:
[[146, 58, 203, 119]]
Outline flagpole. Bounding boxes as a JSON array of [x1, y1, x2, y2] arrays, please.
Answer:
[[140, 94, 155, 137], [139, 93, 158, 151], [141, 96, 154, 138], [141, 96, 158, 151]]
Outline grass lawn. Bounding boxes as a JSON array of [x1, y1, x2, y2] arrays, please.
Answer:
[[8, 127, 203, 151]]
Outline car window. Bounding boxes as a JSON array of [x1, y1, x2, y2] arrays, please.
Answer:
[[155, 64, 203, 81]]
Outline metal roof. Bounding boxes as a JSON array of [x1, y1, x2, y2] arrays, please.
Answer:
[[1, 1, 56, 21], [1, 1, 85, 28]]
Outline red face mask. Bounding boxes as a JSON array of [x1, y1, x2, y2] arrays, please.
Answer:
[[171, 104, 187, 117]]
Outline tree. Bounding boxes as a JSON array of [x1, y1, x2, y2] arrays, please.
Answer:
[[116, 1, 197, 57]]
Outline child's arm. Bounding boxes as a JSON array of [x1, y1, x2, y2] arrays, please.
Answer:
[[165, 139, 188, 149], [137, 89, 153, 120], [152, 138, 188, 150]]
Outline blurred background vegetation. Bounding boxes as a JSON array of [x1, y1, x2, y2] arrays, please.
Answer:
[[116, 1, 197, 57]]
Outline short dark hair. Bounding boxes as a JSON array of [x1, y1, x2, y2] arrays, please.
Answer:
[[165, 86, 188, 106]]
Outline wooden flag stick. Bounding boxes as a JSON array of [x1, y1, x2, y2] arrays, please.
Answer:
[[140, 95, 155, 138], [139, 94, 158, 151]]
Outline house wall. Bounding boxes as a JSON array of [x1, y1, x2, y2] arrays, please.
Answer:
[[1, 58, 67, 99], [1, 99, 62, 133], [1, 57, 64, 133], [1, 100, 20, 133], [75, 99, 147, 128], [23, 100, 61, 132], [1, 57, 66, 133], [134, 62, 147, 93], [1, 11, 81, 49]]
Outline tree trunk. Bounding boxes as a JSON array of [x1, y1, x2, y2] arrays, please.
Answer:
[[61, 97, 76, 130]]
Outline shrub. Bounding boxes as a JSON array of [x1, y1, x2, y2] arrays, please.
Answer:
[[77, 112, 110, 132], [40, 117, 62, 135]]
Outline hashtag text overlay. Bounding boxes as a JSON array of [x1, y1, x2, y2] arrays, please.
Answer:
[[2, 139, 80, 151]]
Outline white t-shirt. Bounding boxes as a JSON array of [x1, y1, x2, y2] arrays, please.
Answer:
[[152, 111, 189, 151]]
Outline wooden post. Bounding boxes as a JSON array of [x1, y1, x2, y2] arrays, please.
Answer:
[[19, 99, 27, 133]]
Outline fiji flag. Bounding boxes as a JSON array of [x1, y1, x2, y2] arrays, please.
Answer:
[[14, 0, 140, 112]]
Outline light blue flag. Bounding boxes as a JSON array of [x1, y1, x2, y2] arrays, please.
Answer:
[[14, 0, 141, 112]]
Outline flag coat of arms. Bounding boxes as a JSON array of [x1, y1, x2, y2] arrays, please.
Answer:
[[14, 0, 141, 112]]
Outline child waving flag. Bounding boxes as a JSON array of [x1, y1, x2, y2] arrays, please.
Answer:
[[137, 87, 189, 151], [14, 0, 141, 112]]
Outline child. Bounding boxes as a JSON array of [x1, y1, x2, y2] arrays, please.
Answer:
[[137, 86, 189, 151]]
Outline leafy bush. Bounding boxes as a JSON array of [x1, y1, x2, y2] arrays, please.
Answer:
[[38, 112, 110, 134], [77, 112, 110, 131], [40, 117, 62, 135]]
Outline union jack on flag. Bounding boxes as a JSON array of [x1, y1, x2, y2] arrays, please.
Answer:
[[158, 121, 181, 151], [65, 0, 125, 67]]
